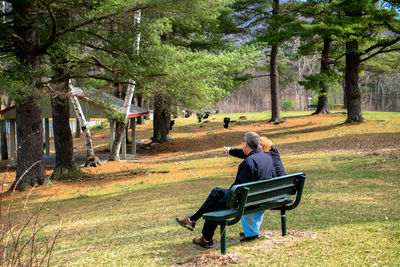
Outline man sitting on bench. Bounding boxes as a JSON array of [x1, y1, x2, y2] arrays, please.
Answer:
[[176, 132, 276, 248], [226, 136, 286, 241]]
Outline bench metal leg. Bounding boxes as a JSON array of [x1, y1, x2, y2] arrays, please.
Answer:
[[220, 224, 227, 255], [281, 209, 287, 236]]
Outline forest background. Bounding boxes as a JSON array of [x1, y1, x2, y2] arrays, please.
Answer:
[[0, 0, 400, 191]]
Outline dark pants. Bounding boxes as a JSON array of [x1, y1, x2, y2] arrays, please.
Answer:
[[190, 187, 229, 240]]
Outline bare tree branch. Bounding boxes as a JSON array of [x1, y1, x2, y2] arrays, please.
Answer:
[[56, 5, 149, 38], [37, 0, 57, 54], [0, 24, 23, 41], [361, 47, 400, 62], [363, 36, 400, 55]]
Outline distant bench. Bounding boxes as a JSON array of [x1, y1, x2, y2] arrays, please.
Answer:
[[203, 172, 306, 254], [305, 104, 317, 110]]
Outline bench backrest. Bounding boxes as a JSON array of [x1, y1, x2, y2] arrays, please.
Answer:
[[226, 172, 306, 210]]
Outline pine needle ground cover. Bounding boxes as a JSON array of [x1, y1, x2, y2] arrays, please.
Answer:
[[1, 111, 399, 266]]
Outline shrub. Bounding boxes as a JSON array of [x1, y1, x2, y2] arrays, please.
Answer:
[[89, 120, 109, 131], [282, 96, 295, 111]]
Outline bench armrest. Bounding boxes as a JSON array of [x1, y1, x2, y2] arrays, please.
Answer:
[[226, 187, 249, 226], [284, 173, 306, 211]]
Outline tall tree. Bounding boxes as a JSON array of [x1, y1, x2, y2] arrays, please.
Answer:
[[295, 0, 339, 114], [230, 0, 300, 122], [269, 0, 283, 122], [333, 0, 400, 122], [133, 0, 260, 143], [0, 0, 152, 190], [6, 1, 50, 190], [109, 10, 140, 161]]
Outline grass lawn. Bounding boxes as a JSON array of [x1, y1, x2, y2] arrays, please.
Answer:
[[1, 111, 400, 266]]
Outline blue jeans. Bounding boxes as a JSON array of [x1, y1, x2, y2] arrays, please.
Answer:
[[241, 212, 265, 237]]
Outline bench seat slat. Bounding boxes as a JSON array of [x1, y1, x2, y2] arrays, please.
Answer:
[[203, 196, 293, 223], [247, 183, 296, 196], [246, 193, 292, 207]]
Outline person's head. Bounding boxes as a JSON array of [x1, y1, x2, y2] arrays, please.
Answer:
[[260, 136, 273, 152], [242, 132, 260, 155]]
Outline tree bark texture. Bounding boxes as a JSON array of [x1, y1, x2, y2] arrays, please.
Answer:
[[13, 95, 48, 191], [108, 121, 127, 161], [70, 92, 100, 167], [108, 82, 134, 161], [314, 38, 332, 115], [51, 93, 77, 175], [345, 40, 365, 123], [269, 0, 282, 123], [11, 3, 49, 191], [1, 119, 8, 160], [152, 94, 170, 143], [50, 55, 78, 177]]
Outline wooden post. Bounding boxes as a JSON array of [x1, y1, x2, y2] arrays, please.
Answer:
[[109, 120, 115, 152], [45, 118, 50, 156], [131, 118, 136, 155], [121, 130, 126, 160], [10, 119, 16, 167]]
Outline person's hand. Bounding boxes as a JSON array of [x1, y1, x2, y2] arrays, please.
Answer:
[[223, 146, 231, 154]]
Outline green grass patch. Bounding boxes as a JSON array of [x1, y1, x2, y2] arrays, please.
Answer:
[[3, 111, 400, 266]]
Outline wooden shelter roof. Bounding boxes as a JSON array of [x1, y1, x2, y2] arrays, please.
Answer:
[[0, 86, 148, 120]]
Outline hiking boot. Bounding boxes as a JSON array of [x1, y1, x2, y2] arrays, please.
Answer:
[[175, 216, 196, 231], [240, 235, 259, 242], [193, 236, 213, 248]]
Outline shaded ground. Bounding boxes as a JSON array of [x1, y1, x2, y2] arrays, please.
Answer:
[[1, 112, 399, 266], [1, 112, 399, 199]]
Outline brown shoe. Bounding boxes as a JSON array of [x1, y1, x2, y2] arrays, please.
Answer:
[[176, 216, 196, 231], [193, 236, 213, 248]]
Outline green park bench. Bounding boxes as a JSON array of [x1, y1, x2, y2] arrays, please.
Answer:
[[305, 104, 318, 110], [202, 172, 306, 254]]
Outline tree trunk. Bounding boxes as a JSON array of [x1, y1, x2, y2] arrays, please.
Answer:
[[269, 0, 283, 123], [344, 40, 365, 123], [343, 81, 347, 109], [70, 88, 101, 167], [152, 94, 170, 143], [10, 3, 49, 191], [1, 119, 8, 160], [50, 87, 78, 180], [314, 38, 332, 115], [109, 82, 135, 161], [109, 121, 127, 160], [109, 10, 141, 160], [12, 95, 49, 191]]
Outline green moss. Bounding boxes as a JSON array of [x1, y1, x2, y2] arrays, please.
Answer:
[[50, 168, 92, 181]]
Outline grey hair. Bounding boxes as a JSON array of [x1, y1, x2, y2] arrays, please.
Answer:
[[242, 132, 260, 150]]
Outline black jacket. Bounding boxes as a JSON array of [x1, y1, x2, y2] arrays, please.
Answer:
[[229, 148, 275, 189], [229, 146, 286, 178]]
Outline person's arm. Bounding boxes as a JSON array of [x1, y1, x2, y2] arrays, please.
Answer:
[[269, 146, 286, 176], [227, 148, 247, 159]]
